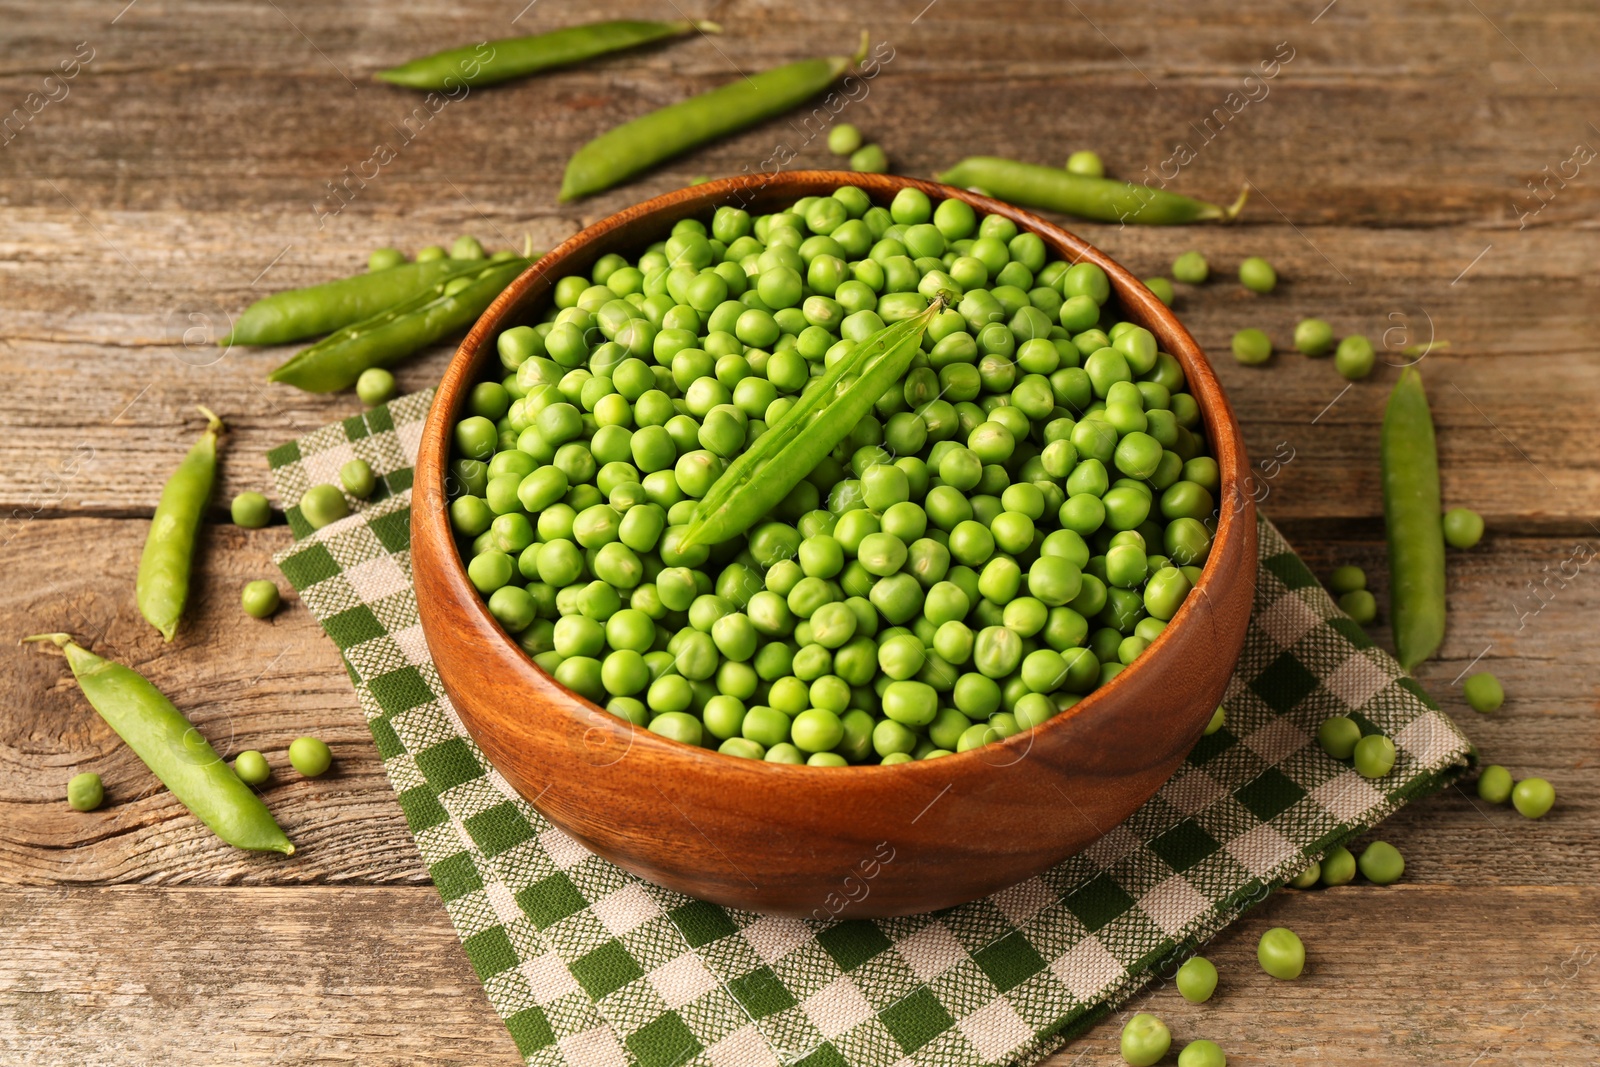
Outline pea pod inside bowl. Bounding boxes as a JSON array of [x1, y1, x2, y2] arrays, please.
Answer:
[[413, 171, 1256, 917]]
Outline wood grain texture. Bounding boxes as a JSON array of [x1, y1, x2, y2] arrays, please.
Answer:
[[0, 0, 1595, 1060]]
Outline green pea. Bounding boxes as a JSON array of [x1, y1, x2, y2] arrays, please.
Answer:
[[1317, 715, 1362, 760], [1171, 251, 1208, 284], [300, 484, 349, 530], [1119, 1013, 1171, 1067], [849, 143, 888, 173], [1443, 507, 1484, 549], [1339, 589, 1377, 624], [67, 771, 104, 812], [1177, 1039, 1227, 1067], [233, 750, 271, 787], [231, 491, 272, 528], [1335, 334, 1376, 380], [1477, 764, 1513, 804], [1175, 956, 1217, 1003], [241, 579, 281, 619], [356, 366, 398, 406], [1320, 845, 1357, 886], [1462, 671, 1503, 713], [1231, 328, 1272, 365], [1256, 926, 1305, 979], [1239, 256, 1277, 293], [1512, 777, 1555, 818], [1328, 565, 1366, 595], [1353, 733, 1396, 778], [340, 458, 377, 499], [288, 737, 333, 777], [1358, 840, 1404, 884], [1289, 861, 1321, 888]]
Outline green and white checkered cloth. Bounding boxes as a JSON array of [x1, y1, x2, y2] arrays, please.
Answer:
[[269, 391, 1473, 1067]]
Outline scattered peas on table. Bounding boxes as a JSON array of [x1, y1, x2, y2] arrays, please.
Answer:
[[1339, 588, 1377, 624], [368, 247, 406, 272], [241, 580, 281, 620], [1119, 1013, 1171, 1066], [1203, 705, 1226, 735], [1512, 777, 1555, 819], [1175, 955, 1218, 1002], [231, 490, 272, 528], [357, 366, 398, 407], [827, 122, 862, 156], [1178, 1039, 1228, 1067], [1327, 564, 1365, 595], [1334, 333, 1375, 380], [300, 484, 349, 530], [1142, 277, 1174, 306], [1358, 840, 1405, 884], [1353, 733, 1397, 778], [849, 143, 889, 173], [1320, 845, 1357, 886], [1477, 763, 1514, 804], [1257, 926, 1305, 979], [1463, 671, 1503, 713], [1289, 860, 1321, 888], [1443, 506, 1484, 549], [1238, 256, 1276, 293], [67, 771, 104, 812], [1171, 250, 1208, 284], [1293, 317, 1334, 356], [449, 184, 1226, 765], [234, 750, 272, 786], [289, 737, 334, 778], [340, 458, 377, 499], [1317, 714, 1362, 759], [1064, 149, 1105, 178], [1230, 328, 1271, 365]]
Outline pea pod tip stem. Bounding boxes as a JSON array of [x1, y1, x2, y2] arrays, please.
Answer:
[[21, 632, 72, 648], [1223, 184, 1249, 220], [196, 405, 225, 434]]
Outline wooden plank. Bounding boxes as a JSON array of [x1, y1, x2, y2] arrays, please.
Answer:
[[3, 515, 1594, 888], [0, 886, 523, 1067], [2, 885, 1594, 1066]]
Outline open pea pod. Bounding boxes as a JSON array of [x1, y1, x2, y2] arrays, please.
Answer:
[[682, 298, 945, 548]]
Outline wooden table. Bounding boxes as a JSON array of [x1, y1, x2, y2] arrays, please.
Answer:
[[3, 2, 1596, 1063]]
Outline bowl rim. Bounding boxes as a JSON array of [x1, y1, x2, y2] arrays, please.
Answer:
[[414, 168, 1251, 778]]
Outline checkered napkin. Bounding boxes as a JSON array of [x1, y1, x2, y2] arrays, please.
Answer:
[[268, 390, 1473, 1067]]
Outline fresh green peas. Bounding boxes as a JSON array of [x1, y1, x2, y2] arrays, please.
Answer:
[[1443, 507, 1484, 549], [241, 579, 281, 619], [1463, 671, 1503, 713], [1231, 328, 1272, 365], [1177, 1039, 1227, 1067], [231, 491, 272, 528], [300, 484, 349, 530], [1294, 317, 1335, 357], [1257, 926, 1305, 979], [1317, 715, 1362, 760], [850, 143, 889, 173], [1512, 777, 1555, 818], [1339, 588, 1377, 624], [1353, 733, 1396, 778], [1328, 565, 1366, 595], [1289, 860, 1321, 888], [1203, 705, 1225, 735], [1064, 150, 1104, 177], [829, 123, 864, 156], [233, 750, 271, 786], [357, 366, 398, 406], [1238, 256, 1277, 293], [1320, 845, 1356, 886], [1175, 956, 1217, 1003], [1358, 840, 1404, 884], [340, 458, 377, 499], [1171, 251, 1209, 284], [67, 771, 104, 812], [1334, 334, 1375, 380], [289, 737, 333, 777], [1476, 764, 1513, 804], [1119, 1013, 1171, 1067]]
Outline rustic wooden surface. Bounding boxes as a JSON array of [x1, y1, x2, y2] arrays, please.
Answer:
[[1, 1, 1596, 1064]]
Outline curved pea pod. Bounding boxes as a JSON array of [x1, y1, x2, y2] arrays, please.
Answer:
[[559, 34, 868, 201], [683, 298, 945, 548], [223, 257, 493, 347], [268, 257, 531, 392], [24, 634, 293, 854], [1381, 367, 1446, 669], [935, 157, 1248, 225], [137, 406, 223, 641], [376, 19, 720, 91]]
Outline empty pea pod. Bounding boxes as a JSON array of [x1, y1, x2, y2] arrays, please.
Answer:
[[269, 256, 532, 392], [376, 19, 719, 90], [23, 634, 293, 854], [560, 33, 869, 200], [137, 407, 223, 641], [222, 257, 493, 347], [1381, 367, 1446, 669], [935, 156, 1247, 225]]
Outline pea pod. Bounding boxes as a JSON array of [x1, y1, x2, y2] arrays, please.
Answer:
[[935, 156, 1248, 225], [683, 298, 944, 548], [1381, 366, 1446, 669], [23, 634, 293, 854], [137, 406, 223, 641], [376, 19, 720, 91], [560, 34, 868, 201], [223, 258, 495, 347], [269, 256, 531, 392]]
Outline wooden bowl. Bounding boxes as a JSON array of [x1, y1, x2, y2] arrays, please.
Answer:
[[413, 171, 1256, 918]]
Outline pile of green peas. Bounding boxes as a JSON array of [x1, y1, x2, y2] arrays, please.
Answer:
[[446, 185, 1222, 766]]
